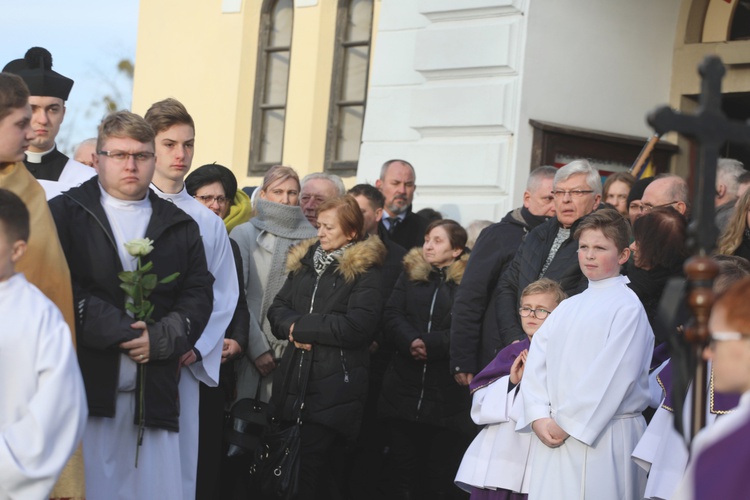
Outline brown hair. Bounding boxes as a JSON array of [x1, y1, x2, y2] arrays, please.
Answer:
[[144, 97, 195, 135], [425, 219, 467, 251], [717, 188, 750, 256], [603, 172, 636, 200], [573, 208, 632, 252], [521, 278, 567, 305], [0, 188, 30, 243], [713, 276, 750, 335], [97, 111, 155, 151], [632, 207, 689, 270], [713, 255, 750, 295], [317, 195, 366, 243], [0, 73, 29, 122], [261, 165, 300, 195]]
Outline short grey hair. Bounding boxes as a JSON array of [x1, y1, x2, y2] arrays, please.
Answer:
[[527, 166, 557, 192], [717, 158, 745, 198], [301, 172, 346, 196], [553, 159, 602, 195], [379, 159, 415, 181]]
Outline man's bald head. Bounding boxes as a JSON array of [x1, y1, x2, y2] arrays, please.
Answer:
[[639, 174, 689, 219]]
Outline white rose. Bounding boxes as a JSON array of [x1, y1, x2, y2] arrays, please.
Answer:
[[124, 238, 154, 257]]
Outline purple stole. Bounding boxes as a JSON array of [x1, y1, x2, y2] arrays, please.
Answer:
[[694, 410, 750, 499], [469, 338, 531, 394], [658, 361, 740, 414]]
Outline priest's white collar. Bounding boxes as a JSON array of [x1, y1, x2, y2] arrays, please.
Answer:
[[25, 145, 55, 164], [99, 183, 151, 208], [587, 274, 630, 288]]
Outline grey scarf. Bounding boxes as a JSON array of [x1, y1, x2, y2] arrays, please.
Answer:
[[251, 198, 317, 343]]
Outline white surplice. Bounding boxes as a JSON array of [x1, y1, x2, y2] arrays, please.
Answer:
[[518, 275, 653, 500], [455, 375, 534, 494], [37, 158, 95, 200], [0, 273, 87, 499], [152, 186, 238, 500]]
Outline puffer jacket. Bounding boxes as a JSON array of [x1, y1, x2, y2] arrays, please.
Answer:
[[378, 248, 473, 434], [267, 235, 385, 439], [494, 215, 589, 345]]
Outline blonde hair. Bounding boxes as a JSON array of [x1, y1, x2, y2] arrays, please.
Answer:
[[521, 278, 567, 306], [717, 188, 750, 256], [261, 165, 300, 194], [97, 111, 155, 151]]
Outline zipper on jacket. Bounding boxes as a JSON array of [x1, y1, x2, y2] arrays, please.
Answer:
[[416, 269, 444, 417]]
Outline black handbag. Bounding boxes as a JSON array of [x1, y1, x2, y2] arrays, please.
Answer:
[[225, 377, 269, 457], [248, 349, 311, 500]]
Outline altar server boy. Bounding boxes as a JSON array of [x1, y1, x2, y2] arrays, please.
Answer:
[[0, 188, 87, 498], [517, 209, 653, 500]]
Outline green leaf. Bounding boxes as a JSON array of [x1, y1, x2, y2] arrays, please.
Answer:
[[142, 274, 158, 291], [159, 272, 180, 284], [140, 261, 154, 273], [125, 302, 139, 315], [118, 271, 137, 284], [120, 283, 137, 297]]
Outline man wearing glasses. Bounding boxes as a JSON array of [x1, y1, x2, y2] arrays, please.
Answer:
[[49, 111, 214, 499], [495, 160, 601, 345], [3, 47, 94, 199], [145, 98, 239, 500], [637, 174, 689, 220]]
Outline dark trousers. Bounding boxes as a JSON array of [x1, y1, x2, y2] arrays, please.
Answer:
[[385, 419, 470, 500], [196, 382, 226, 499], [295, 422, 346, 500]]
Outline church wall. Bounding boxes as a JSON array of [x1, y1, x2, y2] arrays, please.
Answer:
[[357, 0, 682, 224]]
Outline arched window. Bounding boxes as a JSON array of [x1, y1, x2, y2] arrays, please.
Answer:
[[324, 0, 374, 176], [249, 0, 293, 175]]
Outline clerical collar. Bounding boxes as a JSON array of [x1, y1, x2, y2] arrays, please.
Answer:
[[25, 145, 56, 164], [99, 182, 151, 207]]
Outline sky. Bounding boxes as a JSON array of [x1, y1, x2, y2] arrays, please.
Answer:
[[0, 0, 140, 155]]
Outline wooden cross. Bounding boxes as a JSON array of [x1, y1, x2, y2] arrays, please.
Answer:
[[648, 55, 750, 438]]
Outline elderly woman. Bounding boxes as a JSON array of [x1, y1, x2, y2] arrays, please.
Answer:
[[379, 219, 473, 500], [229, 166, 318, 404], [267, 195, 385, 499], [185, 163, 252, 232]]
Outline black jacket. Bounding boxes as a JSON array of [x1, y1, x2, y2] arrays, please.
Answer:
[[379, 206, 430, 250], [494, 215, 589, 345], [49, 178, 214, 431], [268, 236, 385, 439], [378, 248, 473, 434], [450, 207, 548, 375]]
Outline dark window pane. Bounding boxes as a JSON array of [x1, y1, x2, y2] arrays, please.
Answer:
[[337, 105, 364, 161], [263, 51, 291, 105], [260, 109, 286, 163], [342, 46, 369, 102]]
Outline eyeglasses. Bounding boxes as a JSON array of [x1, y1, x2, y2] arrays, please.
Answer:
[[551, 189, 594, 199], [640, 201, 677, 213], [519, 307, 552, 320], [97, 150, 155, 163], [194, 195, 229, 205], [709, 331, 746, 346]]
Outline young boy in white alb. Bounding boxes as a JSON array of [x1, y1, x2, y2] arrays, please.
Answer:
[[0, 188, 87, 498], [517, 209, 654, 499]]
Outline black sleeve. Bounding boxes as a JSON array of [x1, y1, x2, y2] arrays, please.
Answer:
[[226, 239, 250, 354], [383, 272, 423, 354], [494, 243, 526, 346]]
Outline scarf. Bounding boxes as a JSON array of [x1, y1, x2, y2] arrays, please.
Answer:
[[313, 243, 349, 276], [250, 198, 318, 342]]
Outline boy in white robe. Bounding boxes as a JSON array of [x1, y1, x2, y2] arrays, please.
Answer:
[[0, 188, 87, 499], [518, 209, 653, 499], [455, 278, 566, 498], [144, 98, 239, 499]]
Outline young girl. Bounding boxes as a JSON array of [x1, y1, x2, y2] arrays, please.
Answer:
[[518, 209, 654, 500], [455, 278, 566, 499]]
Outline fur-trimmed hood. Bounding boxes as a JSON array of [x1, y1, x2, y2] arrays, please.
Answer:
[[286, 235, 386, 283], [402, 247, 468, 284]]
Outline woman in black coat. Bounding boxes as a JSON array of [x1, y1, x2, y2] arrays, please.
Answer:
[[379, 219, 473, 500], [267, 195, 385, 499]]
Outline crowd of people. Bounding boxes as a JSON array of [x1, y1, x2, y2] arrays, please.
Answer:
[[4, 46, 750, 500]]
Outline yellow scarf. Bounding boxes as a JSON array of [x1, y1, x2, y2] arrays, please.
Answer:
[[224, 188, 253, 233]]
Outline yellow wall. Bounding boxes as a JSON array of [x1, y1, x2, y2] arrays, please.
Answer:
[[133, 0, 380, 189]]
